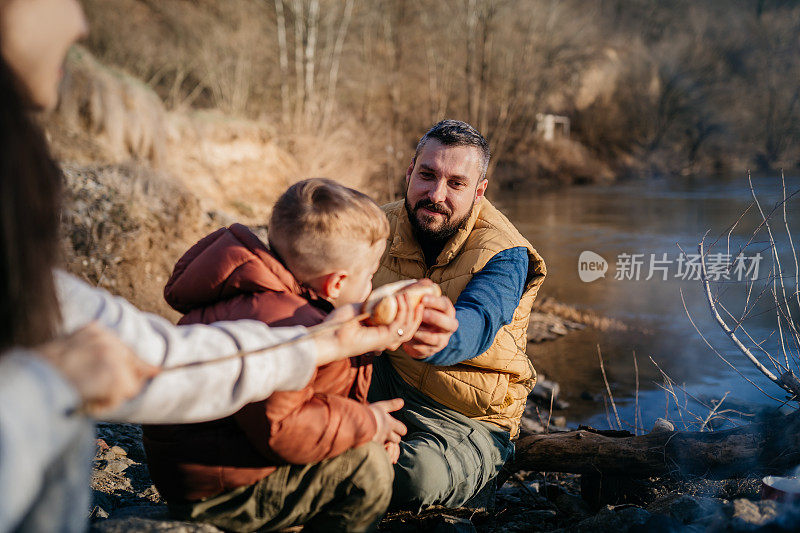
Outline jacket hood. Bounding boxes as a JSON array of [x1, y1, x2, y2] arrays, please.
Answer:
[[165, 223, 305, 314]]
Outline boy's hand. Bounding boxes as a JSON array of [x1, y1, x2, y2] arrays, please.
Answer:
[[314, 294, 423, 366], [368, 398, 407, 445], [384, 441, 401, 464], [401, 294, 458, 360]]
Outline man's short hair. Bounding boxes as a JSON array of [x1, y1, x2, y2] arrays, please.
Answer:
[[413, 119, 491, 179], [268, 178, 389, 278]]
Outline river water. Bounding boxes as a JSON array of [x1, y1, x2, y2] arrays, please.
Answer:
[[494, 174, 800, 431]]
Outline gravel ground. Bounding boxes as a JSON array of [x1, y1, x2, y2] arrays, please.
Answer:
[[89, 419, 800, 533]]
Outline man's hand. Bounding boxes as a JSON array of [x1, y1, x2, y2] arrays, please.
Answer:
[[401, 294, 458, 360], [368, 398, 407, 445], [313, 293, 424, 366], [37, 322, 160, 416]]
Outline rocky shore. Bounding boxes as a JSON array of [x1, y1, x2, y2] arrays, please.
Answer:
[[89, 420, 800, 533], [84, 307, 800, 532]]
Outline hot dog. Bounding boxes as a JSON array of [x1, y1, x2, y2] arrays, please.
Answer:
[[361, 279, 442, 325]]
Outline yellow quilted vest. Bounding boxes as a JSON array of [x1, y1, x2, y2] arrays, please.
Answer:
[[374, 198, 546, 438]]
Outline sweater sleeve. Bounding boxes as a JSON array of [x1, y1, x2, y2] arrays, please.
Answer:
[[0, 350, 91, 533], [421, 247, 528, 366], [233, 380, 378, 465], [54, 270, 318, 424]]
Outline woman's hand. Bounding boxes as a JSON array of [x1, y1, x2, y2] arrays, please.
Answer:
[[36, 322, 160, 416], [313, 293, 424, 366]]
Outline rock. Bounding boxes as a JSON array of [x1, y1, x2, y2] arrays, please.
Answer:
[[570, 505, 652, 532], [488, 508, 557, 532], [646, 493, 721, 524], [138, 485, 162, 502], [530, 376, 561, 405], [730, 498, 779, 527], [91, 422, 167, 519], [553, 491, 591, 521], [580, 475, 655, 509], [704, 498, 782, 532], [90, 490, 119, 520], [628, 514, 687, 532], [505, 509, 557, 530], [527, 374, 570, 410], [426, 515, 476, 533], [90, 517, 223, 533], [107, 505, 170, 520], [527, 509, 558, 521], [89, 506, 109, 520], [521, 416, 546, 434], [650, 418, 675, 434], [108, 445, 127, 457], [527, 312, 586, 344], [104, 457, 134, 474]]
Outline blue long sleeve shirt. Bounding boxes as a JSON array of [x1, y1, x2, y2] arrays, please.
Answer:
[[422, 246, 529, 366]]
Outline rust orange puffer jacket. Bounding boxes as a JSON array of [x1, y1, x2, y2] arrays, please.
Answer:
[[142, 223, 377, 503]]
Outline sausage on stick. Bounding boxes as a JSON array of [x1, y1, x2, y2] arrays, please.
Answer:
[[362, 279, 442, 325]]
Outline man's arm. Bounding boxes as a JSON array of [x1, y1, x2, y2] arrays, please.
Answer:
[[411, 247, 528, 366]]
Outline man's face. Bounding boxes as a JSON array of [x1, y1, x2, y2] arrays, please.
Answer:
[[404, 139, 488, 243]]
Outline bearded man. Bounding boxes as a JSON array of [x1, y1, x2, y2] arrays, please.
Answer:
[[368, 120, 547, 512]]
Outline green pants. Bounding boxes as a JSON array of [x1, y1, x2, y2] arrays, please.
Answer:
[[168, 441, 393, 532], [368, 356, 514, 513]]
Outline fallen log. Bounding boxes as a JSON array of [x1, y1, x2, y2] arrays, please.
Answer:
[[504, 410, 800, 481]]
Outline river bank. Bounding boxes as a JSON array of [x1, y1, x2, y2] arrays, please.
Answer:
[[84, 305, 800, 532], [88, 419, 800, 532]]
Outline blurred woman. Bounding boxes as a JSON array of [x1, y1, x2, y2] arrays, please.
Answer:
[[0, 0, 422, 531]]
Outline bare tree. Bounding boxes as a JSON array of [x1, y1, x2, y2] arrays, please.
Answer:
[[685, 175, 800, 404], [320, 0, 354, 131], [274, 0, 291, 123]]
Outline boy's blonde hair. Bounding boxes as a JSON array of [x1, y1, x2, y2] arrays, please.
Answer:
[[268, 178, 389, 278]]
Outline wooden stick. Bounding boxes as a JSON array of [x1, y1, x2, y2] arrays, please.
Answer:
[[159, 312, 370, 373], [597, 345, 621, 430], [66, 312, 371, 417]]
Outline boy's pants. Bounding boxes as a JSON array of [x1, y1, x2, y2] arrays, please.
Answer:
[[367, 356, 514, 513], [168, 441, 393, 533]]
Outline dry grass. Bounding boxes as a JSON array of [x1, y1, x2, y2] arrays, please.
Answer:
[[532, 296, 631, 333], [52, 46, 167, 167], [46, 46, 390, 318], [60, 163, 214, 320], [498, 138, 615, 190]]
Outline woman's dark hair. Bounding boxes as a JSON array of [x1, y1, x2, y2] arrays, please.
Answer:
[[0, 54, 63, 351]]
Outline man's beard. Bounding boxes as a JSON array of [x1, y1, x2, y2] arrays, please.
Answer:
[[404, 196, 473, 247]]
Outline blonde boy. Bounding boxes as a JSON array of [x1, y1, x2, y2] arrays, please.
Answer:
[[143, 179, 419, 532]]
